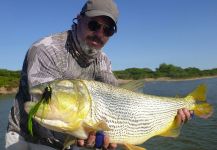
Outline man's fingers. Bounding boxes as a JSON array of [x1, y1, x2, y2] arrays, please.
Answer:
[[86, 132, 96, 148], [103, 135, 110, 149], [77, 139, 85, 147], [77, 132, 117, 150], [103, 134, 117, 150], [177, 109, 186, 122], [183, 108, 191, 120], [177, 108, 193, 124]]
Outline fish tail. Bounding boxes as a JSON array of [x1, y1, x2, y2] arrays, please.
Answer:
[[187, 84, 213, 119]]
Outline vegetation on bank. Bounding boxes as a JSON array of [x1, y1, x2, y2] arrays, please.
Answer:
[[0, 69, 20, 89], [114, 63, 217, 80], [1, 63, 217, 89]]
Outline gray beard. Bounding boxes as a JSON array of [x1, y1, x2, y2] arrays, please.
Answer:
[[78, 39, 101, 58]]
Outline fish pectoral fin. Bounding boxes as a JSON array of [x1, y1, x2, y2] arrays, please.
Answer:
[[123, 143, 147, 150], [83, 121, 111, 132], [160, 116, 182, 138], [95, 121, 111, 131]]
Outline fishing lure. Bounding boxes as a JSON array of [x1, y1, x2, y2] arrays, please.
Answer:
[[27, 85, 52, 136]]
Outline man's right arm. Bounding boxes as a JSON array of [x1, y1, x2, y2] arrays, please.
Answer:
[[26, 44, 63, 88]]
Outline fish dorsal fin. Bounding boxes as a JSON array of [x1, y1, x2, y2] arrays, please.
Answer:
[[159, 116, 182, 138], [119, 79, 145, 93], [123, 143, 147, 150], [187, 84, 206, 101]]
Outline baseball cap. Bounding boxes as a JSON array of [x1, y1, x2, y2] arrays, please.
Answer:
[[80, 0, 119, 26]]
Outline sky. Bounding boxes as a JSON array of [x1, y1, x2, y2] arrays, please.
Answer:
[[0, 0, 217, 71]]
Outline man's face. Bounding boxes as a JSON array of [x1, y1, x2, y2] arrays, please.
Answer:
[[77, 15, 115, 50]]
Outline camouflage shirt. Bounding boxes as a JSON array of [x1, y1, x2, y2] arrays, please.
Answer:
[[7, 25, 118, 149]]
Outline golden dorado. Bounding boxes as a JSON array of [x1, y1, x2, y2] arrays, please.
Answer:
[[24, 79, 213, 150]]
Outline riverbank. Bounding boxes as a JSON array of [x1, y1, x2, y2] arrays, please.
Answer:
[[1, 75, 217, 95], [0, 87, 18, 95], [118, 75, 217, 85]]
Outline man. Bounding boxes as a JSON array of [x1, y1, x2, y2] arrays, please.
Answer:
[[5, 0, 192, 149]]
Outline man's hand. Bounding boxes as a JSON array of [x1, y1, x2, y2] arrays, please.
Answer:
[[77, 131, 117, 150], [176, 108, 194, 124]]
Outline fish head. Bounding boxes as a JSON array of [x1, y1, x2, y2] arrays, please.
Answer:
[[24, 80, 91, 134]]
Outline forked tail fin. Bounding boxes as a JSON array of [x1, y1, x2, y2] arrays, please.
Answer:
[[160, 84, 213, 139], [186, 84, 213, 119]]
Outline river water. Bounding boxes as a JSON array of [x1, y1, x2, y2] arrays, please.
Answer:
[[0, 94, 14, 150], [0, 78, 216, 150], [142, 77, 217, 150]]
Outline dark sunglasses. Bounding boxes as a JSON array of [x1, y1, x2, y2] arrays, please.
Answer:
[[87, 20, 116, 37]]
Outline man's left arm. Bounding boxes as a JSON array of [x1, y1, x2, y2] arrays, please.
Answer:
[[94, 52, 118, 86]]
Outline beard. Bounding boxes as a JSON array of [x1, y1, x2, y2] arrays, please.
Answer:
[[79, 40, 99, 57], [78, 35, 104, 58]]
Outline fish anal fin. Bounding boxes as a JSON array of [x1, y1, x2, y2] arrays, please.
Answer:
[[160, 117, 182, 138], [123, 143, 146, 150]]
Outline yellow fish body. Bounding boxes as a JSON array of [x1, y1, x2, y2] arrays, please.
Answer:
[[24, 79, 213, 150]]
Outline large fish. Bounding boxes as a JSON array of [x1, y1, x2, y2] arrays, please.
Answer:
[[24, 79, 213, 150]]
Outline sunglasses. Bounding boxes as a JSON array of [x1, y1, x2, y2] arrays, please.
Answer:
[[87, 20, 116, 37]]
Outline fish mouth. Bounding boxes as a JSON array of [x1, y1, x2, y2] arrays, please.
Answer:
[[24, 101, 69, 129], [34, 116, 70, 132]]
